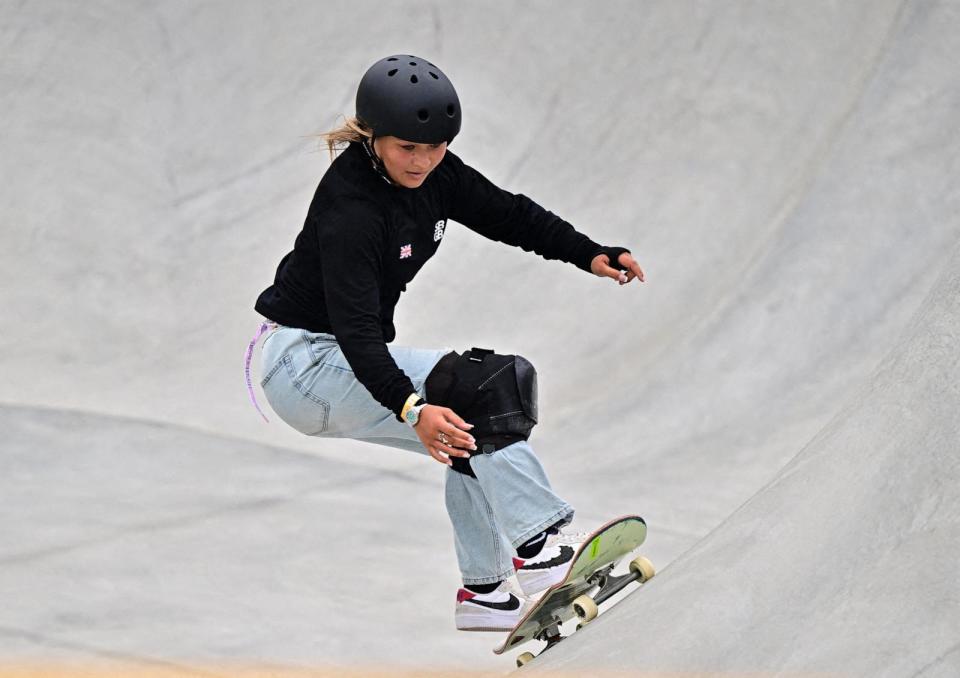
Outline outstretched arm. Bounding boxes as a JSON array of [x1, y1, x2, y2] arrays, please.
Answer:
[[445, 152, 644, 279], [446, 153, 602, 272]]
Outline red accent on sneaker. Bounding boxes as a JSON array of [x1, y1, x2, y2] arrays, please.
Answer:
[[456, 589, 477, 604], [513, 557, 526, 570]]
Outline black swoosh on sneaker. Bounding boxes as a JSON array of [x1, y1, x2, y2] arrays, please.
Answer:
[[520, 545, 575, 571], [463, 595, 521, 611]]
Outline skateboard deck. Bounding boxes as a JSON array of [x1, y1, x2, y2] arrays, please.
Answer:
[[493, 515, 652, 659]]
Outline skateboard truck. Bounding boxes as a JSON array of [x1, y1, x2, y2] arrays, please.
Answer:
[[572, 556, 656, 624], [586, 563, 616, 588], [535, 619, 564, 650]]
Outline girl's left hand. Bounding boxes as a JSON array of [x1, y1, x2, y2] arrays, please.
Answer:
[[591, 251, 645, 285]]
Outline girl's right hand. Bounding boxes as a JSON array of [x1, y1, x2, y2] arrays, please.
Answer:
[[414, 404, 478, 466]]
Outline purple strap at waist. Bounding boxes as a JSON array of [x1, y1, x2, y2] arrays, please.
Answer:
[[244, 320, 278, 422]]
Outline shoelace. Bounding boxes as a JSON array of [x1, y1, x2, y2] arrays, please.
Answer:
[[551, 529, 592, 546]]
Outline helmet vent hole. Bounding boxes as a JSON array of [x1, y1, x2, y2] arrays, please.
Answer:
[[387, 57, 398, 62], [446, 104, 456, 117], [409, 61, 418, 66], [429, 71, 439, 79], [410, 74, 419, 84], [387, 69, 398, 77], [418, 109, 430, 122]]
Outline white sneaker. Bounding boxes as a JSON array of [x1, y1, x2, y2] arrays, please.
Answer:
[[514, 529, 589, 597], [455, 579, 531, 632]]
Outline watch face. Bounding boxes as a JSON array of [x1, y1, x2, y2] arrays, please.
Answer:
[[405, 409, 417, 425]]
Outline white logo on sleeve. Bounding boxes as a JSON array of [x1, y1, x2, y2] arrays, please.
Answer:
[[433, 219, 447, 242]]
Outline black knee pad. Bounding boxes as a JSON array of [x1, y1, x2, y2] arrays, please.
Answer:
[[425, 348, 539, 477]]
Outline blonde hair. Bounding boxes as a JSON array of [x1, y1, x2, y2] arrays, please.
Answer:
[[317, 116, 373, 160]]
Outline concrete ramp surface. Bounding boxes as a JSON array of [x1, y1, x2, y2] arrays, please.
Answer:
[[528, 241, 960, 675], [1, 1, 958, 676]]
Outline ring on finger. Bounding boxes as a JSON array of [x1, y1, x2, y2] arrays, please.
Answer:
[[438, 432, 449, 446]]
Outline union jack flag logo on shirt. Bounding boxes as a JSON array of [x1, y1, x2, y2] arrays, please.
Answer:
[[400, 244, 413, 259]]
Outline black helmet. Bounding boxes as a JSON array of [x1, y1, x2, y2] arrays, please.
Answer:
[[356, 55, 461, 144]]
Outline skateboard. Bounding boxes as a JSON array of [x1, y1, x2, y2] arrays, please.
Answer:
[[493, 515, 654, 667]]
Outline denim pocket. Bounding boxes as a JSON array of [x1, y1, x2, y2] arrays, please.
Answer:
[[261, 353, 331, 435]]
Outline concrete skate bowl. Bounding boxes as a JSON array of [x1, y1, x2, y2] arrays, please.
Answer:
[[523, 241, 960, 677], [1, 1, 959, 676]]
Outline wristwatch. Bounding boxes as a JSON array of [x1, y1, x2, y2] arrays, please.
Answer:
[[404, 397, 428, 427]]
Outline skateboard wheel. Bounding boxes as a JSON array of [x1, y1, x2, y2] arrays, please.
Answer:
[[572, 594, 599, 622], [629, 556, 656, 583], [516, 651, 536, 667]]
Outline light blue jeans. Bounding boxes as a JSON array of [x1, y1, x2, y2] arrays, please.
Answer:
[[258, 325, 574, 585]]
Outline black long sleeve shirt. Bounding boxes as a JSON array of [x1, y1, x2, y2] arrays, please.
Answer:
[[255, 142, 606, 420]]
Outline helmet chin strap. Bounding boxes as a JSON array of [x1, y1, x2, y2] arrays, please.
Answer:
[[361, 136, 397, 186]]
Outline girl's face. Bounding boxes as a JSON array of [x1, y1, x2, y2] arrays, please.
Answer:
[[373, 136, 447, 188]]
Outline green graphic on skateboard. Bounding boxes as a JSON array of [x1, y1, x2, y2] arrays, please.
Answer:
[[494, 514, 654, 667]]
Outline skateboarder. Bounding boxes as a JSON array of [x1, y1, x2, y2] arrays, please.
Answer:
[[246, 55, 645, 632]]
